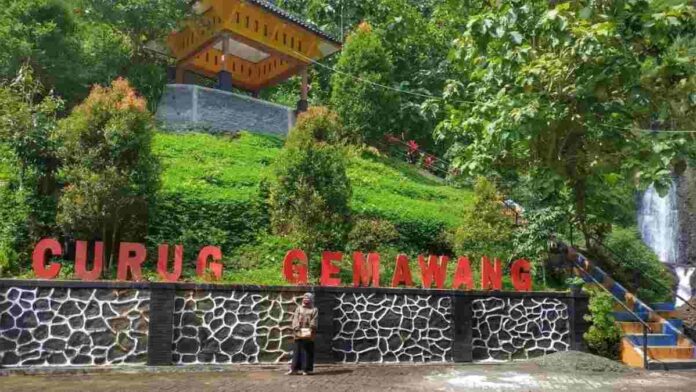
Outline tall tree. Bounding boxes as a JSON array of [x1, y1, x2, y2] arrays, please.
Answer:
[[435, 0, 696, 245]]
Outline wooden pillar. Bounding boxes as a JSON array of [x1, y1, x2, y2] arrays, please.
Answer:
[[175, 66, 185, 84], [217, 34, 233, 91], [296, 66, 309, 113]]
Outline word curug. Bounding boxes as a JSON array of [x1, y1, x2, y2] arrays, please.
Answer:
[[283, 250, 533, 291], [31, 238, 223, 282]]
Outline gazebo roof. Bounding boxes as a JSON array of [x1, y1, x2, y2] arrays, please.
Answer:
[[168, 0, 341, 92]]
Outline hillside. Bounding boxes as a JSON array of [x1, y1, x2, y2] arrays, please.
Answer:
[[149, 131, 474, 283]]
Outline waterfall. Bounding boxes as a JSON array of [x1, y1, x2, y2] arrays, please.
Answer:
[[638, 182, 694, 306]]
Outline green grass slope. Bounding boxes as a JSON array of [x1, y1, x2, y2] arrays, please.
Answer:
[[149, 131, 473, 283]]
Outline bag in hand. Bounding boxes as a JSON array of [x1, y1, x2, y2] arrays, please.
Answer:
[[296, 328, 313, 339]]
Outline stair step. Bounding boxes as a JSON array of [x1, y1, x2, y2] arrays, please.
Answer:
[[620, 322, 665, 334], [644, 346, 695, 360], [646, 359, 696, 371], [613, 311, 653, 322], [626, 334, 678, 346], [650, 302, 677, 312]]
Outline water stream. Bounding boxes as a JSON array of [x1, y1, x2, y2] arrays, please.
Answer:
[[638, 182, 694, 306]]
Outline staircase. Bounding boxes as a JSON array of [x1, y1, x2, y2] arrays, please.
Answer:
[[573, 252, 696, 370]]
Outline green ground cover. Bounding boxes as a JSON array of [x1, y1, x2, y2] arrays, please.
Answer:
[[148, 131, 475, 284]]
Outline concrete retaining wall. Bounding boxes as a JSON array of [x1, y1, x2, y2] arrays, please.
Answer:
[[156, 84, 295, 135]]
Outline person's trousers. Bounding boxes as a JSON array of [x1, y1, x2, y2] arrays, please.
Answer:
[[291, 339, 315, 372]]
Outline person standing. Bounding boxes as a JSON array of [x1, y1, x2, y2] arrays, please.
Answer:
[[287, 292, 318, 375]]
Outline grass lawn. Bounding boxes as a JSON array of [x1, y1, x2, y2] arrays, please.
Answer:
[[153, 131, 473, 228]]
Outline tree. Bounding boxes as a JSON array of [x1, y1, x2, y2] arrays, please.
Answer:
[[55, 78, 159, 270], [0, 66, 62, 273], [330, 22, 398, 144], [269, 108, 352, 274], [436, 0, 696, 246], [0, 0, 86, 103], [452, 177, 515, 263]]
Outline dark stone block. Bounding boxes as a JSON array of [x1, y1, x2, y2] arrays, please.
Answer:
[[181, 326, 197, 337], [223, 300, 239, 312], [198, 298, 214, 311], [34, 324, 48, 340], [112, 301, 138, 315], [68, 331, 91, 347], [51, 323, 71, 338], [232, 323, 254, 338], [37, 288, 52, 298], [220, 336, 244, 354], [118, 332, 136, 351], [108, 316, 130, 331], [18, 330, 32, 345], [69, 314, 85, 329], [71, 354, 92, 365], [86, 317, 108, 331], [214, 326, 231, 340], [7, 288, 19, 300], [58, 301, 81, 317], [174, 298, 185, 310], [0, 337, 16, 351], [0, 313, 14, 329], [85, 300, 100, 317], [71, 289, 93, 301], [182, 312, 201, 326], [197, 351, 214, 363], [1, 351, 20, 365], [48, 352, 68, 365], [92, 331, 116, 346], [94, 356, 106, 365], [116, 289, 137, 301], [177, 337, 199, 354], [4, 328, 20, 339], [17, 341, 40, 354], [96, 290, 117, 301], [43, 338, 67, 351], [33, 299, 50, 311], [181, 354, 196, 363], [223, 313, 238, 326], [107, 345, 129, 361], [37, 311, 54, 322], [9, 304, 22, 317], [102, 303, 117, 317]]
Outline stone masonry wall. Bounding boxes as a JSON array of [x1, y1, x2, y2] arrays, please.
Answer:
[[156, 84, 295, 135], [0, 281, 587, 368], [0, 286, 149, 367]]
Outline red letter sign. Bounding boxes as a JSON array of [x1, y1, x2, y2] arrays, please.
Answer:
[[157, 244, 183, 282], [391, 254, 413, 287], [481, 256, 503, 291], [452, 256, 474, 290], [321, 251, 342, 287], [352, 252, 380, 287], [117, 243, 146, 281], [197, 246, 223, 280], [32, 238, 62, 279], [511, 259, 533, 292], [418, 255, 449, 289], [74, 241, 103, 281], [283, 249, 308, 284]]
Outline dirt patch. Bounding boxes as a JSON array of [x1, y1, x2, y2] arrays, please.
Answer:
[[529, 351, 634, 374]]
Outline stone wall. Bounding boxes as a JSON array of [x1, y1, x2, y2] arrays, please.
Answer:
[[0, 285, 149, 367], [0, 281, 588, 368], [677, 167, 696, 267], [156, 84, 295, 135]]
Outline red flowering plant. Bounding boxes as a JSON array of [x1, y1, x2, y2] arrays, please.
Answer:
[[406, 140, 420, 163], [422, 154, 435, 171]]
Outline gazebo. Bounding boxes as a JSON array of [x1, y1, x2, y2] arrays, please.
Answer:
[[168, 0, 341, 110]]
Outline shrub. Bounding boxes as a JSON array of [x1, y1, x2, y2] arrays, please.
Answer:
[[330, 22, 397, 144], [584, 289, 622, 359], [347, 218, 399, 252], [56, 78, 159, 270], [452, 177, 515, 264], [269, 117, 352, 275], [286, 106, 345, 148], [601, 227, 674, 303]]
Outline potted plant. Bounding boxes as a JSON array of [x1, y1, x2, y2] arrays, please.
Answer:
[[566, 276, 585, 296]]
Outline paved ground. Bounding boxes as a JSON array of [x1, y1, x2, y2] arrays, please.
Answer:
[[2, 362, 696, 392]]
